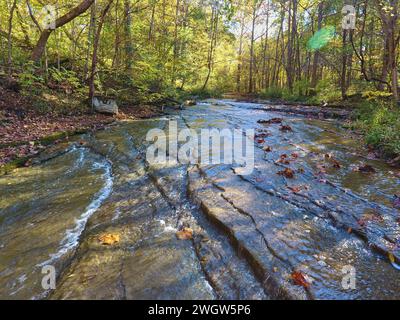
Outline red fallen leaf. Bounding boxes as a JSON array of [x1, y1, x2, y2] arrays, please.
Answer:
[[287, 185, 303, 193], [263, 146, 272, 152], [291, 271, 310, 288], [277, 168, 295, 179], [276, 154, 290, 164], [291, 153, 299, 159], [255, 133, 269, 139], [356, 164, 376, 173], [258, 118, 282, 124], [280, 125, 292, 132], [332, 159, 341, 169], [256, 138, 265, 144]]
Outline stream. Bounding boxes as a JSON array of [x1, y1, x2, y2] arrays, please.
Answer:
[[0, 100, 399, 300]]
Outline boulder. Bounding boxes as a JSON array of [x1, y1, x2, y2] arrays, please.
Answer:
[[184, 99, 197, 106], [93, 97, 118, 115]]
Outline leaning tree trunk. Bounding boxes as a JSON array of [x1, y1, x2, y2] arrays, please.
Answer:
[[7, 0, 18, 76], [31, 0, 95, 62], [89, 0, 113, 108]]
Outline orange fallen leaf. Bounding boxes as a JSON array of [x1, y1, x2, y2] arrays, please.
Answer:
[[176, 227, 193, 240], [287, 185, 303, 193], [291, 271, 310, 288], [277, 168, 295, 179], [347, 227, 352, 234], [98, 233, 120, 245]]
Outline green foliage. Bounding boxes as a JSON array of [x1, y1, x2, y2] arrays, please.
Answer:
[[259, 87, 283, 100], [48, 67, 81, 90], [361, 90, 393, 101], [314, 79, 342, 103], [354, 101, 400, 156], [187, 87, 223, 99], [18, 62, 44, 90]]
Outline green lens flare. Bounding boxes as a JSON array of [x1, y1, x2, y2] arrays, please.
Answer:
[[307, 26, 335, 51]]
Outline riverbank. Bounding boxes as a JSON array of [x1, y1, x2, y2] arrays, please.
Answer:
[[0, 86, 163, 173]]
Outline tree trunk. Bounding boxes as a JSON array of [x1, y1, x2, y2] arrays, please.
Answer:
[[311, 2, 323, 90], [89, 0, 113, 108], [341, 29, 348, 100], [248, 3, 257, 93], [31, 0, 95, 62], [7, 0, 18, 76], [124, 0, 133, 72]]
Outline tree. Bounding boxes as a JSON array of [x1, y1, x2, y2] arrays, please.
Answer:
[[31, 0, 96, 62]]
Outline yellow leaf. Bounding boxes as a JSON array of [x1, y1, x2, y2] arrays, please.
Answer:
[[98, 233, 120, 245], [176, 227, 193, 240]]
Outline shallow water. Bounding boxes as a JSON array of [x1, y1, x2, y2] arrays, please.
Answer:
[[0, 100, 399, 299]]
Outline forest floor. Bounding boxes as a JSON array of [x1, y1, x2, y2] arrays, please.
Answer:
[[0, 86, 163, 171]]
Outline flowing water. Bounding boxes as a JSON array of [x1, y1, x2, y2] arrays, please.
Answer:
[[0, 100, 399, 299]]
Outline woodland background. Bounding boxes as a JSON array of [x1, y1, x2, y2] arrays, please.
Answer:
[[0, 0, 399, 159]]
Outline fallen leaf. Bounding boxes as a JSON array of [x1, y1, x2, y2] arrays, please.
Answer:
[[255, 177, 264, 182], [291, 271, 310, 288], [287, 185, 304, 193], [98, 233, 120, 245], [258, 118, 282, 124], [176, 227, 193, 240], [263, 146, 272, 152], [277, 168, 295, 179], [280, 125, 292, 132], [291, 153, 299, 159], [255, 132, 270, 138], [277, 154, 290, 164], [388, 252, 395, 264], [331, 159, 341, 169], [347, 227, 352, 234], [256, 138, 265, 144]]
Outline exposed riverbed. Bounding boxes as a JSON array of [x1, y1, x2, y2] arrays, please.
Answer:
[[0, 100, 399, 299]]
